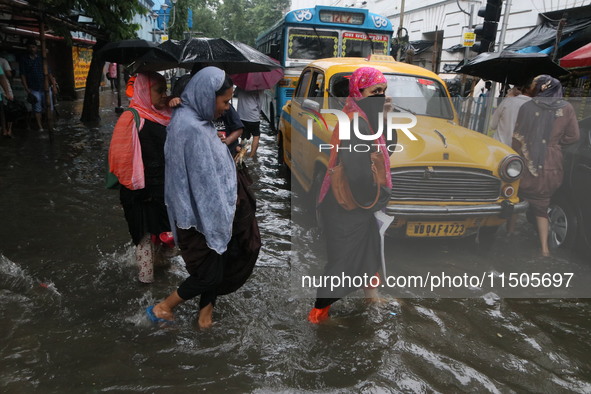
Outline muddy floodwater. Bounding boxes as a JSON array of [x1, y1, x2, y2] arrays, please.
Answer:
[[1, 93, 590, 392]]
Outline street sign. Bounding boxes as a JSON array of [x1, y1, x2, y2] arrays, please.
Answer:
[[160, 34, 168, 43], [463, 31, 475, 47]]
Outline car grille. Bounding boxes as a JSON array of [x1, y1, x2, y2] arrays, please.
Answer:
[[391, 167, 501, 202]]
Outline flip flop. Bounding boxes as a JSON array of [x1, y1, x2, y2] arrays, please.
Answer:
[[145, 305, 175, 326]]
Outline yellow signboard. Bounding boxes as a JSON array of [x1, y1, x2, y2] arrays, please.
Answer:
[[161, 35, 169, 43], [72, 46, 92, 89], [463, 32, 476, 47]]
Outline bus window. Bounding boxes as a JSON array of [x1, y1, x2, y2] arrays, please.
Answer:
[[342, 32, 390, 57], [308, 72, 325, 108], [287, 28, 338, 60], [294, 70, 312, 102]]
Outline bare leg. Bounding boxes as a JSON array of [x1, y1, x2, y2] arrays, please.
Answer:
[[249, 136, 260, 157], [34, 112, 43, 130], [363, 287, 380, 302], [153, 290, 184, 322], [536, 216, 550, 256], [198, 303, 214, 329]]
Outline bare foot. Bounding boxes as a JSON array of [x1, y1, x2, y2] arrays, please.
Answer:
[[153, 303, 175, 322], [364, 286, 388, 304], [198, 303, 214, 329]]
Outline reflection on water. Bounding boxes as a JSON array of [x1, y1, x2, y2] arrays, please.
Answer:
[[1, 93, 590, 392]]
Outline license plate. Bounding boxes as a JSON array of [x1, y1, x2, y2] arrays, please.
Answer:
[[406, 221, 466, 237]]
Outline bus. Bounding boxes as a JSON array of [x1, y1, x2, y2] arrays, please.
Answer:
[[255, 5, 393, 131]]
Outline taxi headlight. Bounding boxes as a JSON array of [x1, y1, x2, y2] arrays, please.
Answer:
[[499, 155, 524, 181]]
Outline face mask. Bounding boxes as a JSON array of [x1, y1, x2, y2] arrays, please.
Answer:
[[356, 93, 386, 132]]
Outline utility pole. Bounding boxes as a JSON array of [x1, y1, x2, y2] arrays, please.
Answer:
[[396, 0, 405, 61], [483, 0, 512, 135], [460, 4, 475, 97]]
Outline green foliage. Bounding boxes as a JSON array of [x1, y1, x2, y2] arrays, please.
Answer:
[[41, 0, 145, 42], [186, 0, 289, 44], [169, 0, 190, 40]]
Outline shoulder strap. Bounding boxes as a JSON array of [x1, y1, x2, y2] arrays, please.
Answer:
[[125, 108, 141, 130]]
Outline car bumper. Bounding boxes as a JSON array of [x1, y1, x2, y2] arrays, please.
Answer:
[[386, 200, 529, 218]]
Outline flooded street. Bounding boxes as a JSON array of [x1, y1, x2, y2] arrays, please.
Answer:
[[1, 92, 591, 392]]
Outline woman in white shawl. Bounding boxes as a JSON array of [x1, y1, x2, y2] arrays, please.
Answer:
[[147, 67, 242, 328]]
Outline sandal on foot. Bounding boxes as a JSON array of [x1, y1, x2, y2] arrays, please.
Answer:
[[146, 305, 175, 326], [308, 306, 331, 324]]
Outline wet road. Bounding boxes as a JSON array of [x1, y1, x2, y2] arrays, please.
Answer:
[[1, 92, 590, 392]]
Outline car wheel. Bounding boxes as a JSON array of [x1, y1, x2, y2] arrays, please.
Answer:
[[548, 198, 578, 249], [276, 132, 290, 181]]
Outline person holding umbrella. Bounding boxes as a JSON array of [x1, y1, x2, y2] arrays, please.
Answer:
[[512, 75, 579, 256]]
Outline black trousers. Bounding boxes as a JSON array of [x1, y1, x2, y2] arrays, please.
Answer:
[[176, 227, 225, 309]]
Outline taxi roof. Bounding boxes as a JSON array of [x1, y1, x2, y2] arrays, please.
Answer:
[[305, 57, 445, 83]]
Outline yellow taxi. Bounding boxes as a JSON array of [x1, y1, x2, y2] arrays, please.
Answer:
[[278, 55, 528, 242]]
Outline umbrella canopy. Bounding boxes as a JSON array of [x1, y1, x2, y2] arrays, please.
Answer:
[[128, 48, 180, 73], [456, 51, 569, 86], [159, 38, 282, 74], [560, 42, 591, 69], [96, 39, 176, 66], [230, 58, 283, 91]]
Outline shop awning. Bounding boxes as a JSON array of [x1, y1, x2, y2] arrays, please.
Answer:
[[560, 42, 591, 69], [505, 8, 591, 54]]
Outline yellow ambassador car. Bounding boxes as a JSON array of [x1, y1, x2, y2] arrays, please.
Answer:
[[278, 56, 528, 242]]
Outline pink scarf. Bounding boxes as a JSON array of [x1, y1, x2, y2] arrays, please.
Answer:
[[318, 67, 392, 204], [129, 72, 171, 126]]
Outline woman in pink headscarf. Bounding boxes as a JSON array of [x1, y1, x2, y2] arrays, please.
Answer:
[[109, 71, 173, 283], [309, 67, 394, 323]]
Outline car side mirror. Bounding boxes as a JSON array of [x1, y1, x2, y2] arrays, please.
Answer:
[[303, 98, 320, 112]]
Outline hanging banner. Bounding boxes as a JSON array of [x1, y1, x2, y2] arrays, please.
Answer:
[[72, 46, 92, 89]]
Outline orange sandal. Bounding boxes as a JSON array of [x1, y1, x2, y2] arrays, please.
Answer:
[[307, 306, 331, 324]]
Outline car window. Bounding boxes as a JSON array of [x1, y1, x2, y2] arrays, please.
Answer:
[[307, 71, 325, 108], [328, 74, 350, 110], [294, 70, 312, 102], [328, 72, 454, 119]]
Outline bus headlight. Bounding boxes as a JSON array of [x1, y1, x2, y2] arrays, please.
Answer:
[[499, 155, 524, 182]]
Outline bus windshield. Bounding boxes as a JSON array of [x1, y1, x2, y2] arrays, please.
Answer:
[[329, 73, 454, 119], [341, 32, 390, 57], [287, 28, 339, 60]]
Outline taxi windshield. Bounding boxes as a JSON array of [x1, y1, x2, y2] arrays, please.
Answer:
[[329, 73, 454, 119]]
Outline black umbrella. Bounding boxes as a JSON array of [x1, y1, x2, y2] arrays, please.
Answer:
[[96, 39, 178, 69], [456, 51, 569, 85], [158, 38, 282, 74]]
